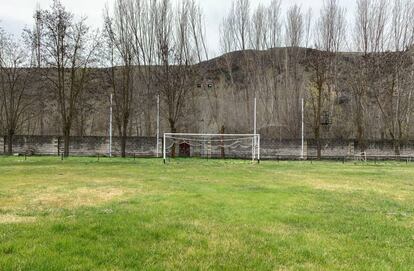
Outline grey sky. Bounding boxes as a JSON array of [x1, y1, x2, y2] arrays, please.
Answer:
[[0, 0, 356, 56]]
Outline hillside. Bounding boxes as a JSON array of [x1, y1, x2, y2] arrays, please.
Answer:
[[1, 47, 413, 143]]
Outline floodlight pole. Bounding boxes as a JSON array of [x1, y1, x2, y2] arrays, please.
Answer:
[[163, 133, 166, 164], [254, 97, 257, 136], [109, 93, 113, 158], [301, 98, 304, 159], [156, 94, 160, 158], [258, 134, 261, 163], [254, 97, 257, 161]]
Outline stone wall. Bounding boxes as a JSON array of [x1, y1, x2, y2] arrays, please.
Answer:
[[2, 135, 414, 159], [1, 136, 157, 157], [306, 139, 354, 157]]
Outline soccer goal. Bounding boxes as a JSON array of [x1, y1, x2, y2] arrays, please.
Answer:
[[163, 133, 260, 163]]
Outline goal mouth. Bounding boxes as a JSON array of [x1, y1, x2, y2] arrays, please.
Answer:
[[163, 133, 260, 162]]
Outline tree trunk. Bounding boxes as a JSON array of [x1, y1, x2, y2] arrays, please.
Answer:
[[40, 103, 45, 136], [120, 136, 126, 158], [63, 127, 70, 157], [121, 116, 129, 158], [316, 87, 322, 160], [394, 139, 401, 157], [169, 119, 176, 158], [220, 125, 225, 158], [315, 127, 321, 160], [356, 115, 365, 153], [7, 130, 14, 156]]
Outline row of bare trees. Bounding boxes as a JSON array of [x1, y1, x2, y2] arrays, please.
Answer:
[[0, 1, 103, 157], [351, 0, 414, 155], [102, 0, 207, 156], [219, 0, 312, 140], [218, 0, 414, 157], [0, 0, 207, 156]]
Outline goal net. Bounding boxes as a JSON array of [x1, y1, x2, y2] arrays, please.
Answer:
[[163, 133, 260, 162]]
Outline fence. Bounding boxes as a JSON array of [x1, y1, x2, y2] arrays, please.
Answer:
[[1, 135, 414, 160]]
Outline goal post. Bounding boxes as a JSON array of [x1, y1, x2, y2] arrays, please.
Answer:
[[163, 133, 260, 163]]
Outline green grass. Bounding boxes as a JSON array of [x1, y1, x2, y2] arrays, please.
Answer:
[[0, 157, 413, 270]]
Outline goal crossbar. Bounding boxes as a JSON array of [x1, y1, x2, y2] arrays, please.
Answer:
[[164, 133, 257, 137]]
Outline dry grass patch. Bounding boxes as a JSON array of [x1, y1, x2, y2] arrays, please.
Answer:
[[0, 214, 36, 224], [308, 180, 361, 192], [300, 176, 414, 202], [1, 186, 130, 212], [32, 186, 127, 209]]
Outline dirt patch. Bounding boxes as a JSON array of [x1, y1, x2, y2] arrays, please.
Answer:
[[0, 214, 36, 224]]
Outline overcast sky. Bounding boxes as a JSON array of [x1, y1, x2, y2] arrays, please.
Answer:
[[0, 0, 356, 56]]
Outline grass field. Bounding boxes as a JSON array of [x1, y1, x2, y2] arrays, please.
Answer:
[[0, 157, 413, 270]]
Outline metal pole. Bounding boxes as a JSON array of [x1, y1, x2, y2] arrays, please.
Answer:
[[109, 93, 113, 158], [258, 134, 261, 163], [254, 97, 257, 160], [201, 119, 205, 158], [252, 139, 255, 162], [156, 94, 160, 158], [301, 98, 304, 159], [254, 97, 257, 136], [163, 133, 166, 164]]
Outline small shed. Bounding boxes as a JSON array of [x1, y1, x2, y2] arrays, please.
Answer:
[[179, 142, 190, 157]]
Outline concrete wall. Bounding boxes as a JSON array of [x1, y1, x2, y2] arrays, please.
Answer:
[[2, 135, 414, 159]]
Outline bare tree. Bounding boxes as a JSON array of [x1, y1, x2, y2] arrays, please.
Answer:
[[33, 6, 47, 136], [250, 4, 266, 50], [351, 0, 384, 151], [126, 0, 157, 137], [188, 0, 209, 62], [262, 0, 284, 135], [227, 0, 253, 131], [104, 0, 135, 157], [157, 0, 199, 132], [0, 28, 33, 155], [307, 0, 346, 158], [233, 0, 250, 51], [304, 8, 313, 49], [219, 0, 285, 136], [24, 5, 48, 136], [266, 0, 282, 49], [124, 0, 208, 139], [220, 12, 236, 55], [372, 0, 414, 155], [285, 5, 304, 48], [37, 0, 99, 157], [283, 5, 305, 137]]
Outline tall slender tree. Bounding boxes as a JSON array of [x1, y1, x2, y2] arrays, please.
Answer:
[[0, 28, 33, 155], [308, 0, 346, 158], [104, 0, 135, 157], [35, 0, 99, 157]]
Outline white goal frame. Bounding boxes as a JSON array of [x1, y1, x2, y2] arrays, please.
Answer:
[[163, 133, 260, 163]]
